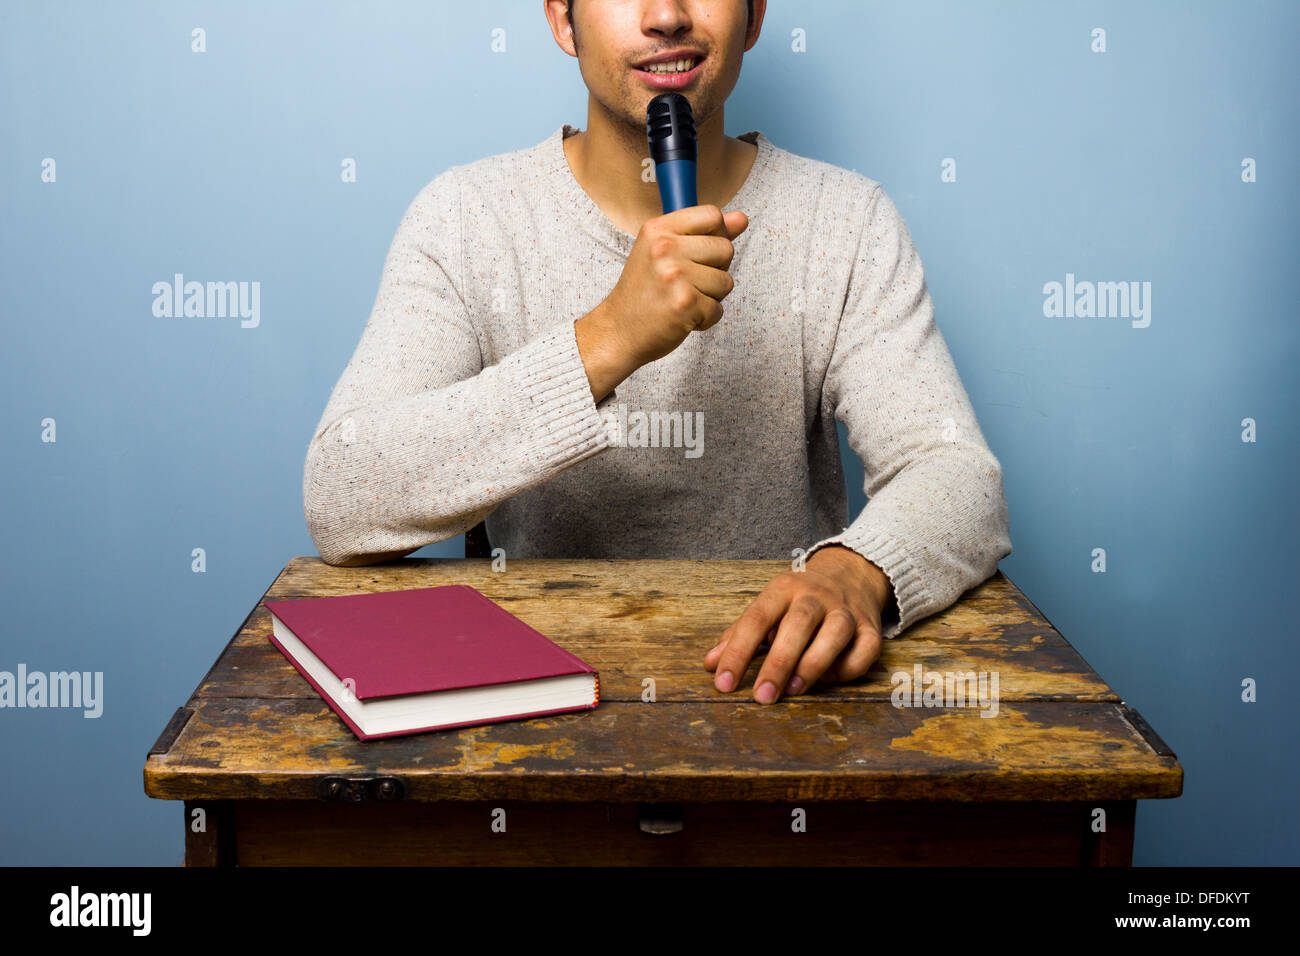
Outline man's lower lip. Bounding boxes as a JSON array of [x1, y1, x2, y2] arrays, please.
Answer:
[[634, 60, 702, 88]]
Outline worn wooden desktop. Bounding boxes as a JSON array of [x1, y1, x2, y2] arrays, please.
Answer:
[[143, 556, 1182, 866]]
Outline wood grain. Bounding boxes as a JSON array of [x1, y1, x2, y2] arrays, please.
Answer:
[[191, 559, 1114, 703], [145, 696, 1180, 803], [145, 558, 1181, 808]]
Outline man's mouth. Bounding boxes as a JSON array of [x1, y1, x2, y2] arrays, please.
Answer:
[[633, 54, 705, 88], [636, 55, 703, 75]]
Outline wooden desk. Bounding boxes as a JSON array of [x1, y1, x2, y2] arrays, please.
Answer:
[[143, 558, 1182, 866]]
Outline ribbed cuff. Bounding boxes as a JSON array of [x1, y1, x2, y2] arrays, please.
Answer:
[[505, 319, 620, 468], [595, 387, 621, 443], [806, 527, 928, 640]]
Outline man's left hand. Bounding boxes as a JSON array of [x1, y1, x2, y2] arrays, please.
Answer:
[[703, 545, 894, 703]]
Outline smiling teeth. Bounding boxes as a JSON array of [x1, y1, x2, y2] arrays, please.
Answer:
[[644, 58, 697, 73]]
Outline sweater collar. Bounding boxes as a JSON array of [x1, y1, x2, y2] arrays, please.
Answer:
[[543, 123, 773, 257]]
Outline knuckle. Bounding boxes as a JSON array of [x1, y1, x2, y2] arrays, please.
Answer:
[[788, 592, 825, 618], [811, 584, 839, 606], [797, 643, 835, 672], [825, 606, 857, 632], [764, 650, 799, 674], [638, 219, 663, 244], [649, 235, 675, 259], [728, 617, 766, 647], [672, 285, 697, 314], [771, 571, 800, 590], [658, 261, 683, 283], [718, 650, 749, 675], [781, 608, 815, 630]]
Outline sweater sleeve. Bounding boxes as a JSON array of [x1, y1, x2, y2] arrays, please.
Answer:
[[805, 183, 1013, 639], [302, 168, 620, 566]]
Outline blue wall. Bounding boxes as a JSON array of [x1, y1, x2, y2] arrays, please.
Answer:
[[1, 0, 1294, 864]]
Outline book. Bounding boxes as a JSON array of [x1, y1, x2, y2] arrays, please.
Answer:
[[265, 584, 599, 740]]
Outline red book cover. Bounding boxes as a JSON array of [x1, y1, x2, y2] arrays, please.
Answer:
[[265, 584, 599, 740]]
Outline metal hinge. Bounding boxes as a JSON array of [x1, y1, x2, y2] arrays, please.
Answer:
[[318, 775, 406, 802]]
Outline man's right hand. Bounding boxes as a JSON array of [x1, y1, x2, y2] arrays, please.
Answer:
[[575, 204, 748, 402]]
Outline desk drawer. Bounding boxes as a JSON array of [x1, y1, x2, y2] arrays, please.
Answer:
[[214, 798, 1134, 866]]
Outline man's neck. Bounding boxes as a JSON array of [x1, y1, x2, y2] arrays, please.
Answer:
[[563, 105, 757, 237]]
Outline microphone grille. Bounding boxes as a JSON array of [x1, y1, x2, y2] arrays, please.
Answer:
[[646, 92, 697, 162]]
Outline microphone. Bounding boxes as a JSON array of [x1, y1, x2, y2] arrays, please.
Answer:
[[646, 92, 698, 213]]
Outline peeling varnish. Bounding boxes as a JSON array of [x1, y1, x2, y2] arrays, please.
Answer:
[[889, 706, 1125, 766], [453, 726, 577, 771]]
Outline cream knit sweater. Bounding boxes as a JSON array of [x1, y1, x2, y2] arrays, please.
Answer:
[[303, 124, 1013, 639]]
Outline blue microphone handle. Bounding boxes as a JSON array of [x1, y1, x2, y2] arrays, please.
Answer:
[[656, 159, 698, 213]]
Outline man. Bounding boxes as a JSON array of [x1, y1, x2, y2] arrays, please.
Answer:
[[302, 0, 1012, 706]]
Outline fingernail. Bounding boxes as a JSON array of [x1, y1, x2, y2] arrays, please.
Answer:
[[756, 681, 778, 704], [716, 670, 735, 692], [785, 675, 804, 695]]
